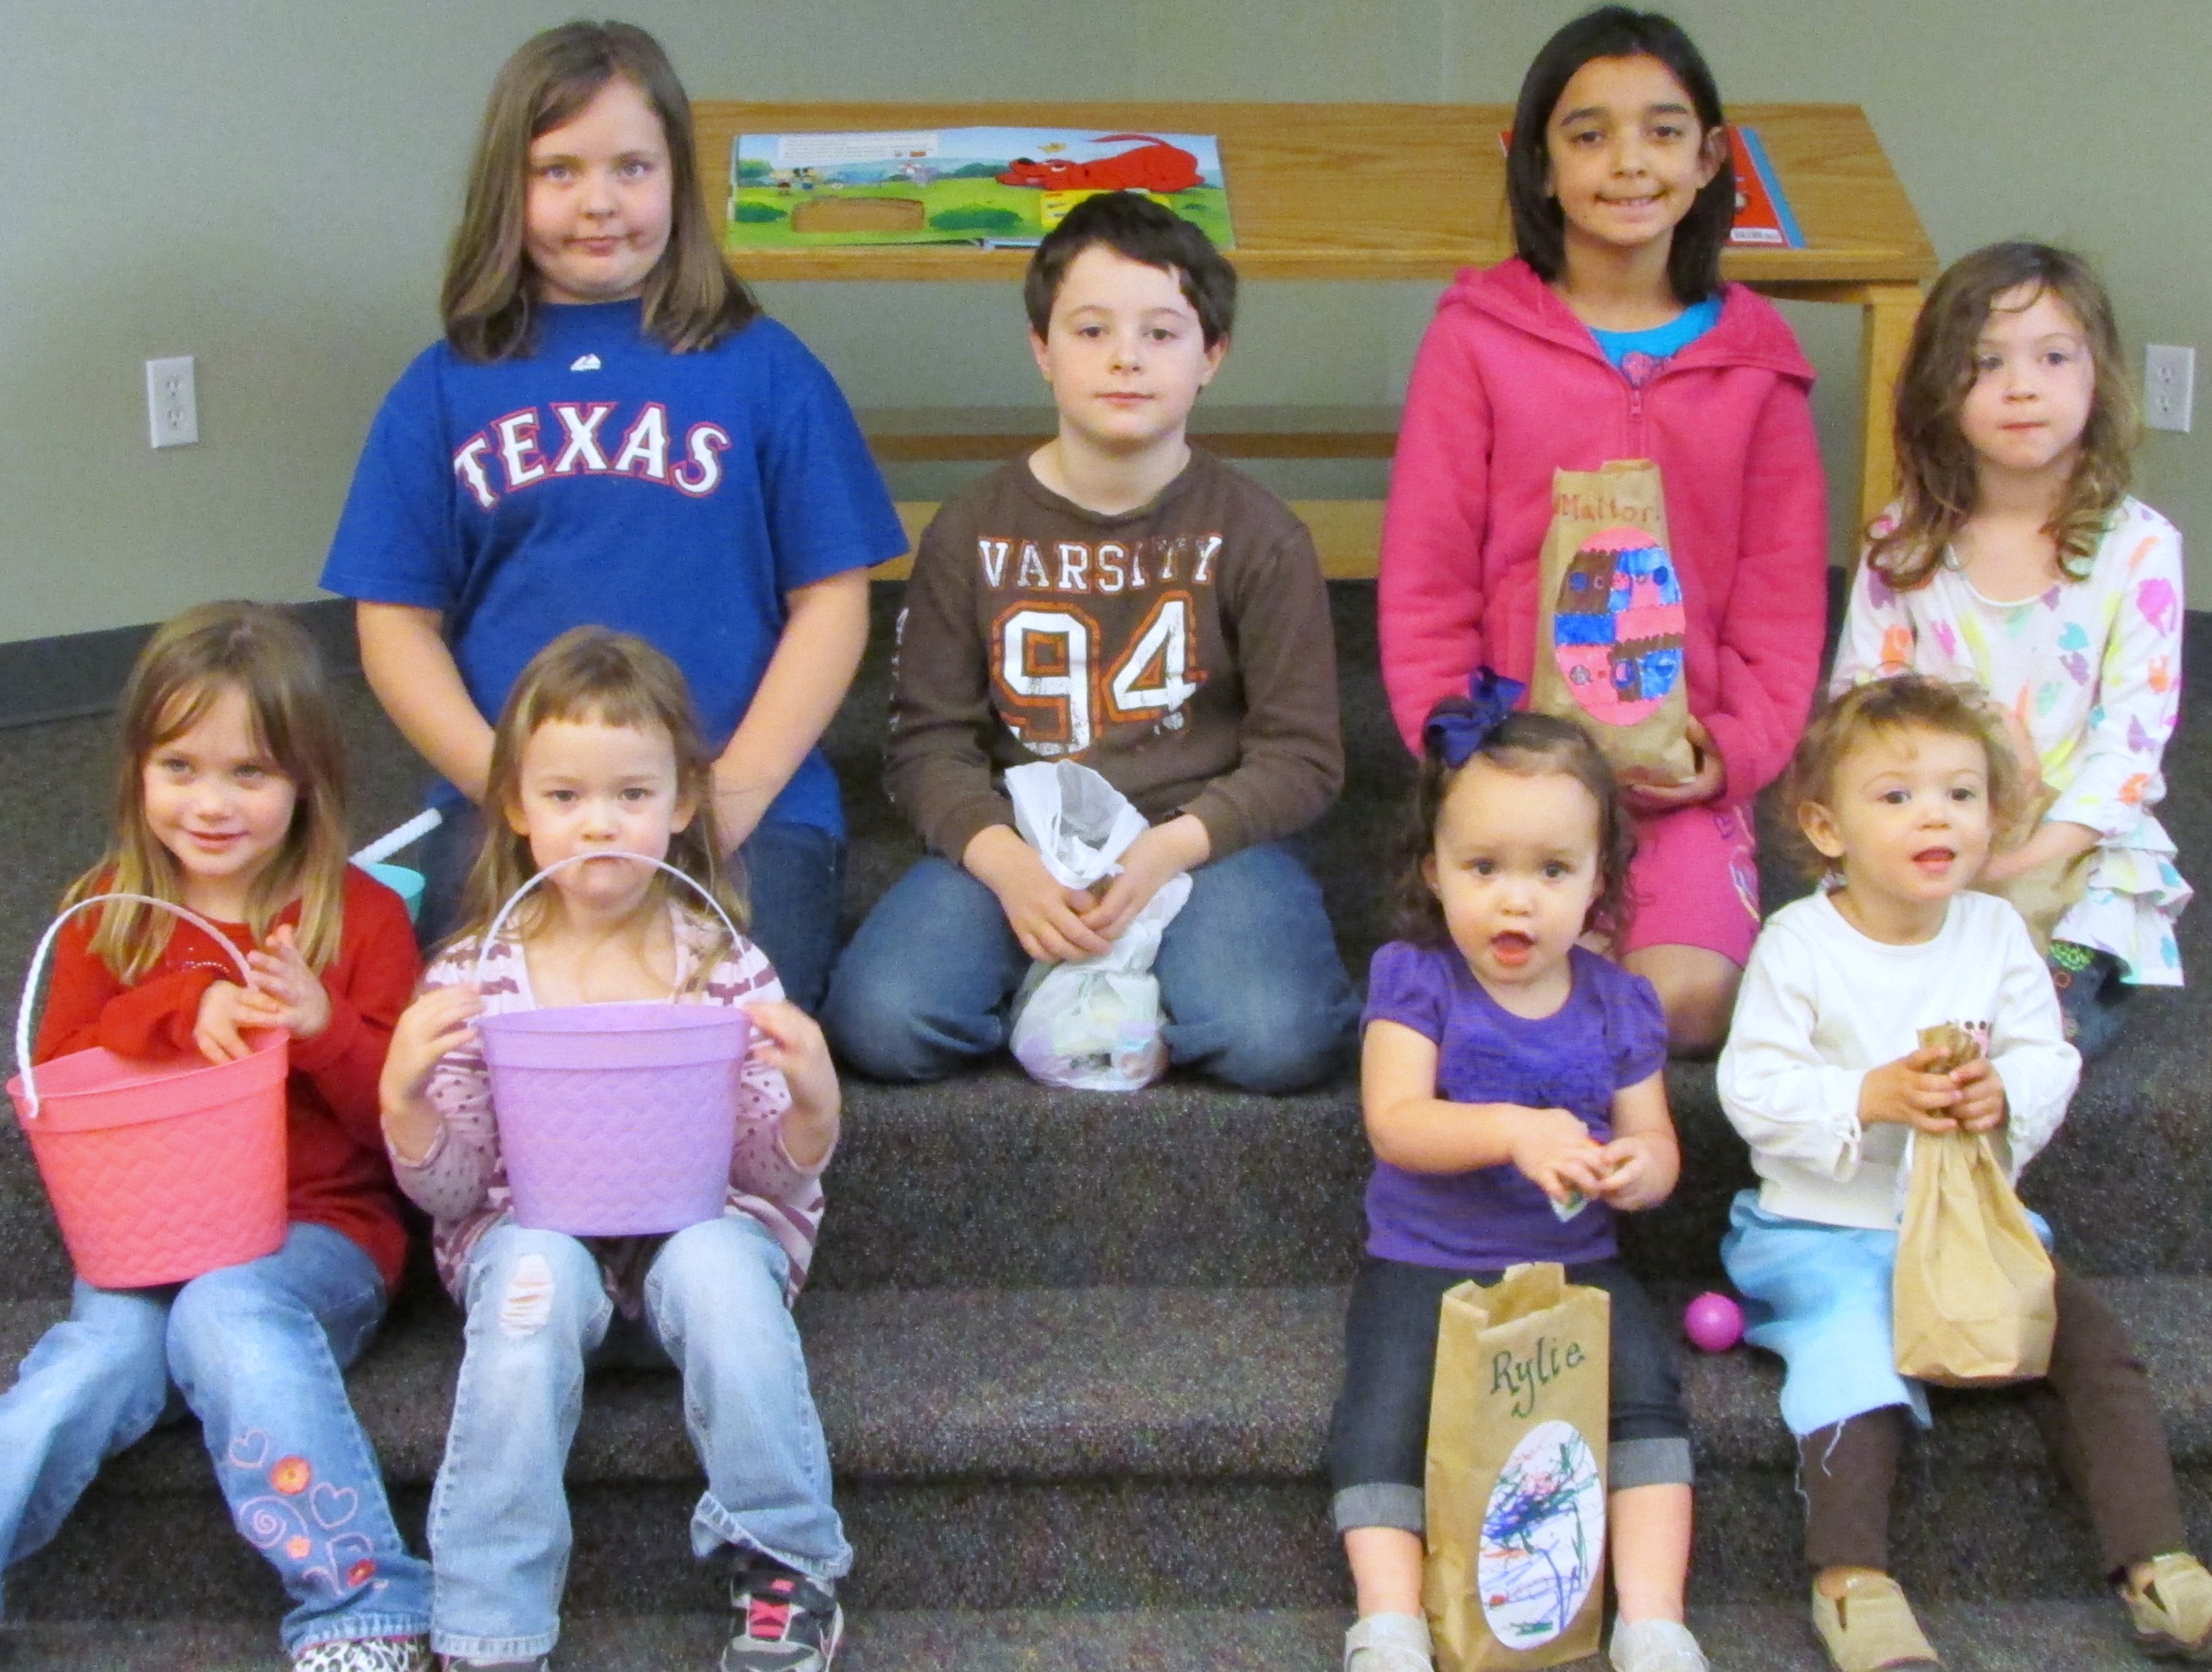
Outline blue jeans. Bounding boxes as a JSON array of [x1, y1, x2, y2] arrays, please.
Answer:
[[417, 802, 845, 1013], [823, 841, 1358, 1093], [427, 1216, 849, 1662], [0, 1222, 431, 1651]]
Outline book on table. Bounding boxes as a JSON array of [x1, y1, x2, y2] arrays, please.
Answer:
[[728, 125, 1234, 251]]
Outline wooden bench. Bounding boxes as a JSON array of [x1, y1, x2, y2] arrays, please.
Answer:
[[694, 100, 1937, 575]]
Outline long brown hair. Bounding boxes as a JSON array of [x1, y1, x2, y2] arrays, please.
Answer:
[[1781, 675, 2029, 881], [442, 20, 757, 364], [449, 627, 746, 967], [1392, 708, 1640, 951], [66, 603, 351, 983], [1869, 241, 2137, 588]]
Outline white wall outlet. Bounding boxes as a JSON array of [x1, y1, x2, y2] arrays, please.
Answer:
[[2146, 344, 2194, 433], [145, 355, 198, 448]]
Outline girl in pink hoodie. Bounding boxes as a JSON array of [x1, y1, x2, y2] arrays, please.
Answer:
[[1378, 6, 1828, 1061]]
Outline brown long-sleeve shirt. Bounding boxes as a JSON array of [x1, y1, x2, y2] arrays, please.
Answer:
[[886, 450, 1344, 864]]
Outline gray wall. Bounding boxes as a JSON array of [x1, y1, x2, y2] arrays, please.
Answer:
[[3, 0, 2206, 643]]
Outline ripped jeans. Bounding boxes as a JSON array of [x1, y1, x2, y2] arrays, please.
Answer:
[[0, 1221, 430, 1651], [427, 1216, 850, 1663]]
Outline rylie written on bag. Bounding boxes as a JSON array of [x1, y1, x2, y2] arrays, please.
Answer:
[[1425, 1262, 1611, 1671]]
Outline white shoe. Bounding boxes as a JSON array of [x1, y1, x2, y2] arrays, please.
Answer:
[[1610, 1617, 1710, 1672], [1344, 1611, 1434, 1672]]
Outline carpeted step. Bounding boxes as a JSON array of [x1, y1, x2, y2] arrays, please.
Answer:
[[0, 1600, 2184, 1670], [8, 1278, 2212, 1622]]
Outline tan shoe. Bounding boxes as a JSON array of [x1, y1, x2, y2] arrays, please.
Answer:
[[2123, 1552, 2212, 1660], [1810, 1573, 1941, 1671]]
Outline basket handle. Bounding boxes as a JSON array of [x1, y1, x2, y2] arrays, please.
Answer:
[[471, 853, 744, 999], [15, 894, 256, 1120]]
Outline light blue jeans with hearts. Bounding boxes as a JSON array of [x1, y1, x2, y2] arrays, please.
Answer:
[[0, 1221, 432, 1651]]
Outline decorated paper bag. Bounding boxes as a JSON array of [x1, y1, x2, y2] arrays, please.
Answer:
[[1893, 1024, 2057, 1385], [1424, 1263, 1611, 1672], [1528, 461, 1695, 780], [1976, 788, 2094, 955]]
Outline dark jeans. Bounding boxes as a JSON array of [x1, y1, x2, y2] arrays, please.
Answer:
[[416, 802, 845, 1014], [1798, 1261, 2185, 1579], [1325, 1254, 1693, 1535]]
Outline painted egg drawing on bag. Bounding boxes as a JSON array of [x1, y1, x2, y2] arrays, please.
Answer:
[[1553, 525, 1686, 726], [1477, 1418, 1606, 1647]]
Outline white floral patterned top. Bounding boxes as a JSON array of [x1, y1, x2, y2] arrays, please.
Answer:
[[1831, 497, 2188, 983]]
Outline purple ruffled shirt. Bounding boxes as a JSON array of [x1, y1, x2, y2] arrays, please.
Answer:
[[1361, 941, 1667, 1270]]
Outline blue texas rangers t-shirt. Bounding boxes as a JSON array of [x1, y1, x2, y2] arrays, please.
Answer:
[[320, 303, 906, 834]]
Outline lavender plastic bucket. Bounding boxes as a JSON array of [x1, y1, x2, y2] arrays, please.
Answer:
[[476, 855, 749, 1237]]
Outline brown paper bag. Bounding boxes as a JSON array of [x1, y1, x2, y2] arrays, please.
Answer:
[[1976, 788, 2094, 955], [1893, 1028, 2056, 1385], [1424, 1263, 1612, 1671], [1529, 461, 1695, 780]]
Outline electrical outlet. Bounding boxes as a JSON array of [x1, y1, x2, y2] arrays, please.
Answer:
[[145, 355, 198, 448], [2146, 344, 2194, 433]]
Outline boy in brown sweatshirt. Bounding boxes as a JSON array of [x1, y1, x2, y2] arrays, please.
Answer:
[[822, 191, 1356, 1091]]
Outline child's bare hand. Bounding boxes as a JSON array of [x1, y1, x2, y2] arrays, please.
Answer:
[[1507, 1107, 1608, 1205], [1082, 817, 1209, 941], [963, 827, 1110, 964], [1590, 1133, 1677, 1212], [744, 1000, 838, 1122], [381, 985, 482, 1114], [745, 999, 839, 1168], [1858, 1046, 1962, 1132], [1620, 716, 1726, 812], [1950, 1057, 2009, 1132], [241, 925, 332, 1040], [193, 980, 266, 1064]]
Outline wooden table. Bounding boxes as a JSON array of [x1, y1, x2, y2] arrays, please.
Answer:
[[695, 101, 1935, 562]]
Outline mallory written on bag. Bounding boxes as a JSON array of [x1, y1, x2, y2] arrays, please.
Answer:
[[1425, 1263, 1611, 1671], [1528, 461, 1695, 783], [1892, 1022, 2058, 1386]]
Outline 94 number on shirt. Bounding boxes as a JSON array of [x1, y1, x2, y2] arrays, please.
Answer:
[[993, 593, 1205, 756]]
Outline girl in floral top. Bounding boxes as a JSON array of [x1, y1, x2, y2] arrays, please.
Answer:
[[380, 627, 848, 1672], [1834, 241, 2187, 1057]]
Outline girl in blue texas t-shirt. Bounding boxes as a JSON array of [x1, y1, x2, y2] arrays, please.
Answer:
[[322, 21, 905, 1005], [1327, 676, 1704, 1672]]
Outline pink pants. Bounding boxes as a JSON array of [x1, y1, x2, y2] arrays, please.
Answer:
[[1621, 801, 1761, 966]]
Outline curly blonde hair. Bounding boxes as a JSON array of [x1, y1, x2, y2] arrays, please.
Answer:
[[1781, 675, 2030, 881]]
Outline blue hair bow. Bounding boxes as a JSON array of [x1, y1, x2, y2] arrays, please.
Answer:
[[1423, 668, 1526, 767]]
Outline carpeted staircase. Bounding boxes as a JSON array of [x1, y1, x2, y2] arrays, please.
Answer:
[[0, 582, 2204, 1670]]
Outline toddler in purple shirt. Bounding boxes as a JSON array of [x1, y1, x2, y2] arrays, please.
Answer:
[[1328, 677, 1704, 1672]]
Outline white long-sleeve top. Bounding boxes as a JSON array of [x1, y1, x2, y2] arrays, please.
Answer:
[[1717, 889, 2080, 1230], [393, 906, 827, 1307]]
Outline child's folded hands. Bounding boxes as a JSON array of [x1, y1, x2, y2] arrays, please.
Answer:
[[963, 825, 1112, 964]]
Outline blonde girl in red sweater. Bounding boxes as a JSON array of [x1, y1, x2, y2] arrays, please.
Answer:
[[0, 603, 432, 1671]]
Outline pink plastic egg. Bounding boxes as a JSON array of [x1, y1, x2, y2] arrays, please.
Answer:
[[1683, 1291, 1745, 1353]]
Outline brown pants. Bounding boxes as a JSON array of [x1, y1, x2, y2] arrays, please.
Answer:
[[1798, 1262, 2185, 1579]]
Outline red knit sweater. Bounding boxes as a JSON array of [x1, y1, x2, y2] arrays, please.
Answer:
[[33, 867, 419, 1291]]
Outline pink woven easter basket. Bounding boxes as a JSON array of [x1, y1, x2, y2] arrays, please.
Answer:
[[477, 854, 750, 1238], [8, 894, 289, 1288]]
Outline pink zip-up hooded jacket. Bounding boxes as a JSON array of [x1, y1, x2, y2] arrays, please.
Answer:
[[1379, 258, 1828, 809]]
